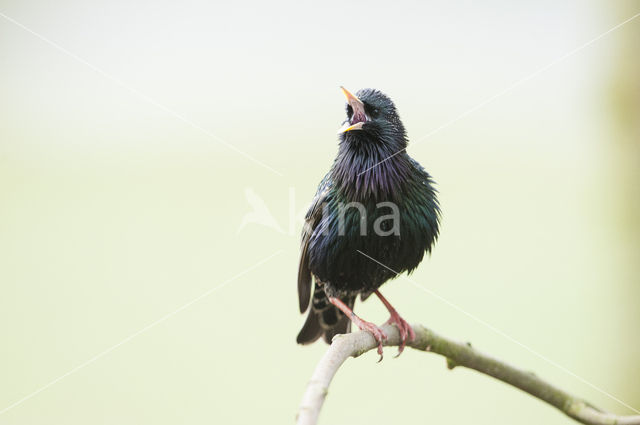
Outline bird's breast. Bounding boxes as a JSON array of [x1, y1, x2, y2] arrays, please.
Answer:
[[307, 194, 437, 295]]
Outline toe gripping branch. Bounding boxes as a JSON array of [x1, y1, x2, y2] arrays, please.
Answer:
[[328, 297, 388, 360], [328, 293, 415, 361]]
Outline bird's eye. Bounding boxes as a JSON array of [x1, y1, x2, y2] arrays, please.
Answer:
[[369, 107, 380, 118]]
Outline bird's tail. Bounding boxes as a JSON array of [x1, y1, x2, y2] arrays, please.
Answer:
[[296, 284, 354, 345]]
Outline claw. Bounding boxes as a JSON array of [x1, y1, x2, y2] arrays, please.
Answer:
[[327, 296, 388, 361], [386, 311, 415, 357], [352, 315, 387, 361], [374, 290, 414, 357]]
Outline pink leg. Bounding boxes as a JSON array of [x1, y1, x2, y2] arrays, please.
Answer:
[[374, 290, 415, 356], [328, 297, 388, 361]]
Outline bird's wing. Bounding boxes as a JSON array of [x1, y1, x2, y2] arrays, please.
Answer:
[[298, 175, 332, 313]]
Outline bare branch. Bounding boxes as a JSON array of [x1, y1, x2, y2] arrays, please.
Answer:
[[296, 324, 640, 425]]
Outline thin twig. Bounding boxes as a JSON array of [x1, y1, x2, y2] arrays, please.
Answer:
[[296, 324, 640, 425]]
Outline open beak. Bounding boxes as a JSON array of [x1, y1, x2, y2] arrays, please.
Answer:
[[339, 86, 366, 133]]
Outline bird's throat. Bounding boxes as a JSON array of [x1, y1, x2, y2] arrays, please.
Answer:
[[331, 143, 411, 201]]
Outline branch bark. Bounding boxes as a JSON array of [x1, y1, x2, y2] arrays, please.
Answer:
[[296, 323, 640, 425]]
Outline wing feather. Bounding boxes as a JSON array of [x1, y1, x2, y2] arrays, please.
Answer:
[[298, 175, 331, 313]]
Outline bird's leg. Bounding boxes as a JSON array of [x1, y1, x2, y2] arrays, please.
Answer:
[[374, 290, 415, 356], [328, 297, 388, 361]]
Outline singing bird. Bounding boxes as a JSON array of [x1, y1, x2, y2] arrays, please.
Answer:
[[297, 87, 440, 358]]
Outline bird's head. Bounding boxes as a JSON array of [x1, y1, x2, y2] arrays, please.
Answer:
[[338, 87, 407, 150]]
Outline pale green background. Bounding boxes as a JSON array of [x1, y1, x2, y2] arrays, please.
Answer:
[[1, 1, 639, 424]]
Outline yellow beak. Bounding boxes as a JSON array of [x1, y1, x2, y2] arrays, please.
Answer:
[[339, 86, 366, 133], [341, 86, 363, 107]]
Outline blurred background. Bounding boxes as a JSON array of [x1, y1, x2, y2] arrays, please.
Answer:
[[1, 0, 638, 424]]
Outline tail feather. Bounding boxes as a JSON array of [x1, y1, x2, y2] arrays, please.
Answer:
[[296, 284, 354, 345], [321, 312, 351, 344], [296, 309, 323, 344]]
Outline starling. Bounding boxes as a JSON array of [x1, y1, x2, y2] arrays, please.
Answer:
[[297, 87, 440, 358]]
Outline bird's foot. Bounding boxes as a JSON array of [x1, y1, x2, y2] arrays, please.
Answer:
[[385, 311, 415, 357], [351, 315, 388, 362], [327, 296, 388, 361]]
